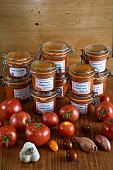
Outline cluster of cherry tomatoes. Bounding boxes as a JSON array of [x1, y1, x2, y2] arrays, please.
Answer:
[[0, 94, 113, 162]]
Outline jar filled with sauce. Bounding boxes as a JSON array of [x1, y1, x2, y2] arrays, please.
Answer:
[[3, 51, 33, 78], [93, 69, 111, 96], [30, 60, 56, 92], [38, 40, 74, 75], [55, 74, 68, 99], [31, 89, 57, 114], [68, 63, 95, 95], [69, 92, 94, 114], [2, 76, 31, 103], [81, 44, 111, 72]]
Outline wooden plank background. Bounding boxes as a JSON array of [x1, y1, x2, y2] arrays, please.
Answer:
[[0, 0, 113, 75]]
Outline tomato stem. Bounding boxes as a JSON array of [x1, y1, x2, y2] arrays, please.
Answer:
[[110, 119, 113, 122], [63, 111, 72, 118], [99, 110, 106, 117], [3, 136, 10, 148], [35, 124, 42, 128]]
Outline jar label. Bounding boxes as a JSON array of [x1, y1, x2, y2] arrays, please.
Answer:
[[10, 68, 26, 77], [53, 60, 65, 73], [93, 83, 103, 95], [14, 86, 30, 100], [56, 86, 64, 97], [71, 101, 88, 114], [72, 81, 90, 94], [89, 59, 106, 72], [36, 101, 54, 114], [35, 77, 54, 91]]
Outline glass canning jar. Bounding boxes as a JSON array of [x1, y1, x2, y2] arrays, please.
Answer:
[[3, 51, 33, 78], [68, 63, 95, 95], [93, 69, 111, 96], [31, 89, 57, 114], [30, 60, 56, 92], [55, 74, 68, 99], [81, 44, 111, 72], [69, 92, 94, 114], [2, 76, 31, 103], [38, 40, 74, 75]]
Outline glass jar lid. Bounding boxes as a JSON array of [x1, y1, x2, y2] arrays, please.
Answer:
[[69, 92, 93, 103], [69, 63, 95, 77], [84, 44, 109, 56], [30, 60, 56, 73], [4, 51, 33, 65], [41, 40, 74, 56]]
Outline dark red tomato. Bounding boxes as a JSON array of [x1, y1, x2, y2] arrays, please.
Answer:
[[66, 150, 77, 161], [0, 118, 4, 127], [100, 94, 110, 103], [102, 119, 113, 139], [95, 101, 113, 121], [0, 125, 17, 148], [41, 112, 59, 127], [57, 121, 75, 138], [0, 98, 22, 119], [10, 111, 31, 132], [59, 104, 79, 123], [25, 122, 50, 146]]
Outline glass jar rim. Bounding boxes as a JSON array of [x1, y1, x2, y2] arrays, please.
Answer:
[[2, 76, 31, 85]]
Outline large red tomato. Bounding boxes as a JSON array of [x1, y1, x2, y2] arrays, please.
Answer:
[[59, 104, 79, 123], [0, 125, 17, 148], [41, 112, 59, 127], [25, 122, 50, 146], [10, 111, 31, 132], [95, 101, 113, 121], [0, 98, 22, 119], [57, 121, 75, 138], [102, 119, 113, 139]]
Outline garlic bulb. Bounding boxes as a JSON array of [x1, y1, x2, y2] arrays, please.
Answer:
[[19, 142, 40, 163]]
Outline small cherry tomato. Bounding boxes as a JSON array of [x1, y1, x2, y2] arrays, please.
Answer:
[[0, 125, 17, 148], [66, 150, 77, 161], [63, 138, 72, 150], [0, 118, 4, 127], [59, 104, 79, 123], [0, 98, 22, 119], [41, 112, 59, 127], [49, 140, 58, 152], [10, 111, 31, 132], [81, 124, 90, 133], [58, 121, 75, 138], [95, 101, 113, 121], [102, 118, 113, 139], [100, 94, 110, 103]]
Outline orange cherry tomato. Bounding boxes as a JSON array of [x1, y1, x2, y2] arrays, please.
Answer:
[[49, 140, 58, 152]]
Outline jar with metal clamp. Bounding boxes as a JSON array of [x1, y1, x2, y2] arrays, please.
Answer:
[[81, 44, 111, 72], [31, 89, 57, 114], [2, 76, 31, 103], [38, 40, 74, 75], [2, 51, 33, 78]]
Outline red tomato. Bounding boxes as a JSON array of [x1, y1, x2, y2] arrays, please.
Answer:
[[59, 104, 79, 123], [102, 119, 113, 139], [10, 111, 31, 132], [95, 101, 113, 121], [0, 98, 22, 119], [0, 125, 17, 148], [25, 122, 50, 146], [0, 118, 4, 127], [41, 112, 59, 127], [57, 121, 75, 138], [100, 94, 110, 103]]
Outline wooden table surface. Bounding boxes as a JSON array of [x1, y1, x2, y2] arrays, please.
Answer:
[[0, 75, 113, 170]]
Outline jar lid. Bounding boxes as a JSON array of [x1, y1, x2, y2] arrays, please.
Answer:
[[2, 75, 31, 86], [94, 69, 110, 79], [31, 89, 57, 101], [30, 60, 56, 74], [69, 63, 95, 78], [84, 44, 109, 57], [41, 40, 74, 56], [4, 51, 33, 65], [69, 92, 93, 103]]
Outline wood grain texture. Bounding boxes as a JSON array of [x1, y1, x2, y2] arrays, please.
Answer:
[[0, 0, 113, 75]]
